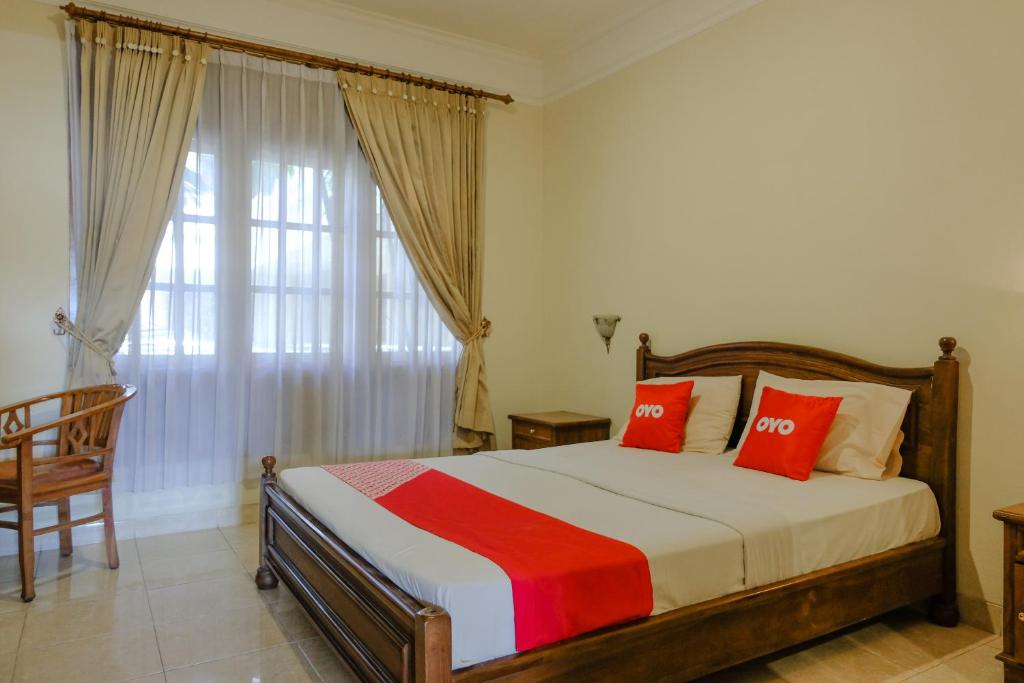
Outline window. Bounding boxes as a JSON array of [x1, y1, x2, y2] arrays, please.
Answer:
[[122, 151, 216, 356], [123, 152, 451, 357], [249, 159, 334, 354], [109, 54, 457, 492]]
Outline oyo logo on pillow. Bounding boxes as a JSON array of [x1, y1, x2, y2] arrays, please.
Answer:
[[634, 404, 665, 419], [755, 416, 795, 435]]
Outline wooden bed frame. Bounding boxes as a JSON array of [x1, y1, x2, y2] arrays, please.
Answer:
[[255, 334, 960, 682]]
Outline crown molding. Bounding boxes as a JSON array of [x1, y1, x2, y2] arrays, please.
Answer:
[[542, 0, 765, 103], [41, 0, 763, 106]]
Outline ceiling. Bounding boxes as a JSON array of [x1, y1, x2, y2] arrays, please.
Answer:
[[327, 0, 668, 57]]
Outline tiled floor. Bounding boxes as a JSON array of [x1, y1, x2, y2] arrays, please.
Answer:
[[0, 525, 1004, 682]]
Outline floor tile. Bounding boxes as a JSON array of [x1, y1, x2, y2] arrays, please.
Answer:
[[32, 540, 142, 603], [20, 586, 151, 648], [298, 637, 361, 682], [141, 548, 247, 589], [0, 553, 34, 617], [147, 574, 285, 624], [136, 529, 230, 561], [845, 609, 996, 670], [908, 644, 1003, 682], [0, 653, 14, 683], [764, 634, 907, 683], [164, 642, 320, 682], [236, 543, 261, 574], [217, 524, 257, 550], [0, 612, 24, 655], [13, 628, 163, 683], [155, 601, 317, 670]]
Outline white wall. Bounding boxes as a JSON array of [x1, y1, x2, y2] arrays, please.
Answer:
[[541, 0, 1024, 630], [0, 1, 71, 402]]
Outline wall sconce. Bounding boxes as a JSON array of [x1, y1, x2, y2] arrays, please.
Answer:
[[593, 314, 621, 354]]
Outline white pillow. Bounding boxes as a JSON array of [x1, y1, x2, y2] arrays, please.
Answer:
[[881, 431, 905, 479], [615, 375, 742, 454], [736, 371, 911, 480]]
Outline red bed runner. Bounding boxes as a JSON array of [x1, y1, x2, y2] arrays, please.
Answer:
[[322, 460, 653, 651]]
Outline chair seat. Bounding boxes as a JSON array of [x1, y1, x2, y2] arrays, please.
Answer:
[[0, 458, 107, 501]]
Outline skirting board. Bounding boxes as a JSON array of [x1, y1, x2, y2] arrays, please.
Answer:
[[960, 593, 1001, 634]]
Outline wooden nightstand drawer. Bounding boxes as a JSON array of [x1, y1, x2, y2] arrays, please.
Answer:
[[508, 411, 611, 451], [513, 421, 555, 443]]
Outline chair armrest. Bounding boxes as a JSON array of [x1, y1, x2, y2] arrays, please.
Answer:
[[0, 392, 67, 418], [0, 398, 127, 448]]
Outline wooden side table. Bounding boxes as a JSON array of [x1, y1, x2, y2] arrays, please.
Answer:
[[994, 504, 1024, 681], [508, 411, 610, 450]]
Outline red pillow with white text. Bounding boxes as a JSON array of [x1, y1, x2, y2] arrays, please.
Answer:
[[733, 386, 842, 481], [620, 381, 695, 453]]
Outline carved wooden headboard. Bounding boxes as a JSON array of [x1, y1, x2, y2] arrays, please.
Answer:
[[635, 333, 959, 611]]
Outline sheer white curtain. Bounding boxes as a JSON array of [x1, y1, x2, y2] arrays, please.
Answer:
[[114, 52, 458, 492]]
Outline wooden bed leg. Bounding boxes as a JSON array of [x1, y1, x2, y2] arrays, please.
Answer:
[[255, 455, 279, 591], [928, 595, 960, 627]]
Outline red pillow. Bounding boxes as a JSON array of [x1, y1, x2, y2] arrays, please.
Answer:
[[620, 381, 695, 453], [734, 386, 842, 481]]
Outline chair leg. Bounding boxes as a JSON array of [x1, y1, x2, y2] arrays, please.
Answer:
[[18, 509, 34, 602], [57, 498, 73, 557], [101, 487, 118, 570]]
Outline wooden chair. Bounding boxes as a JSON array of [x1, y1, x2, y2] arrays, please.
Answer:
[[0, 384, 136, 601]]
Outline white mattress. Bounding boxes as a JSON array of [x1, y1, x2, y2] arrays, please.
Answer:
[[279, 440, 939, 668]]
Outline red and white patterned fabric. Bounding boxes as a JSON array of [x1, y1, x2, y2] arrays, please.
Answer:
[[321, 460, 428, 499]]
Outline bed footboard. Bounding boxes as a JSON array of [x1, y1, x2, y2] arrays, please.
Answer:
[[255, 456, 453, 683]]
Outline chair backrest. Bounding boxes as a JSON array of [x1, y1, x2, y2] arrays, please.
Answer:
[[57, 385, 136, 467]]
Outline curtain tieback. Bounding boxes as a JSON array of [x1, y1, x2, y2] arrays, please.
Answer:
[[464, 318, 492, 345], [53, 307, 116, 376]]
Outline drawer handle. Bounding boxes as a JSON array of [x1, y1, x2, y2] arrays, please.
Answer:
[[1018, 611, 1024, 622], [529, 428, 535, 435]]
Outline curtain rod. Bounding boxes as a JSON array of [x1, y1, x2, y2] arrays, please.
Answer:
[[60, 3, 515, 104]]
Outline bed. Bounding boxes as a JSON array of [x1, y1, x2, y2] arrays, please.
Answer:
[[255, 334, 960, 682]]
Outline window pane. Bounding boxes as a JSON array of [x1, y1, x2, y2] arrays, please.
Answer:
[[286, 165, 314, 224], [380, 296, 400, 352], [252, 292, 277, 353], [283, 293, 315, 353], [377, 235, 397, 295], [320, 169, 333, 226], [251, 226, 279, 286], [319, 232, 332, 288], [285, 229, 312, 288], [319, 293, 331, 352], [139, 290, 174, 355], [183, 151, 215, 217], [183, 291, 215, 355], [183, 222, 215, 286], [251, 161, 280, 221], [152, 224, 175, 284]]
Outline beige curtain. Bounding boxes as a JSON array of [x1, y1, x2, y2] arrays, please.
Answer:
[[67, 20, 209, 386], [339, 72, 494, 451]]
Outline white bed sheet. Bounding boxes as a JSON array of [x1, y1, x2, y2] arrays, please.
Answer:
[[278, 440, 939, 668]]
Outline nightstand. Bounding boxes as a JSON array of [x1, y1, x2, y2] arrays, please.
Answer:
[[994, 504, 1024, 682], [508, 411, 611, 450]]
